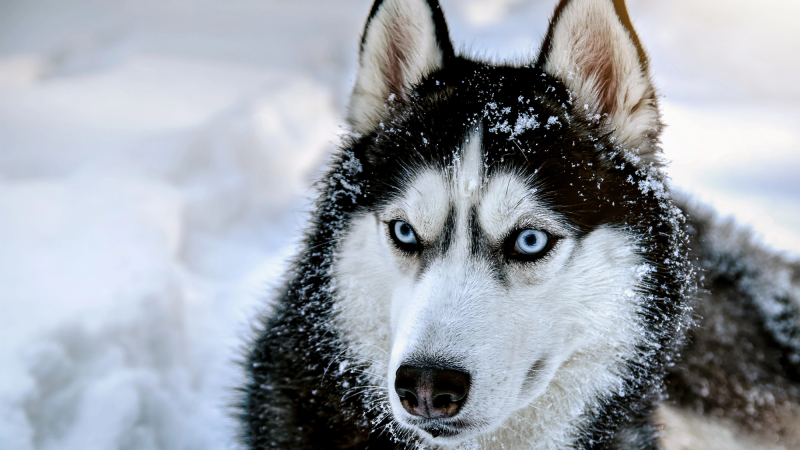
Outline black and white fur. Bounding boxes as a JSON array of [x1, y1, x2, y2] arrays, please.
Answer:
[[240, 0, 800, 448]]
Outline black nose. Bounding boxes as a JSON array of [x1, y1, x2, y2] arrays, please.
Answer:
[[394, 363, 470, 419]]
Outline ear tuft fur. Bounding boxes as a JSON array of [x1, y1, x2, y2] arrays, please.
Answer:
[[537, 0, 662, 166], [348, 0, 453, 135]]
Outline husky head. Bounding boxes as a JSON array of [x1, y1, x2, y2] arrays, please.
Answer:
[[331, 0, 682, 446]]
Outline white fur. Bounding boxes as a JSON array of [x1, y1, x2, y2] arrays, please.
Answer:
[[348, 0, 445, 134], [541, 0, 661, 164], [331, 131, 652, 449], [453, 128, 484, 197]]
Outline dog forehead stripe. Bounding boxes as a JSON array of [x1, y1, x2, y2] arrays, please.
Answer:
[[454, 127, 485, 197]]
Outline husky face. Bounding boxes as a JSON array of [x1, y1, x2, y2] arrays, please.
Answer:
[[333, 134, 647, 445], [331, 0, 671, 446]]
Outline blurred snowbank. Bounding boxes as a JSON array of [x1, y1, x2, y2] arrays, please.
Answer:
[[0, 24, 339, 446], [0, 0, 798, 448]]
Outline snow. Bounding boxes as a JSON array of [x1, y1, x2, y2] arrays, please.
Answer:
[[0, 0, 798, 449], [513, 113, 540, 135]]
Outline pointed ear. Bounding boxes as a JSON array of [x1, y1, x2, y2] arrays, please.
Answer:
[[348, 0, 454, 134], [537, 0, 662, 164]]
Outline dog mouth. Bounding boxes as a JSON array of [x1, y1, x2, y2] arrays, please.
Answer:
[[406, 418, 479, 440], [420, 424, 460, 438]]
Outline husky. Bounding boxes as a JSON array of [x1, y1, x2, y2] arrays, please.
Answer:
[[240, 0, 800, 448]]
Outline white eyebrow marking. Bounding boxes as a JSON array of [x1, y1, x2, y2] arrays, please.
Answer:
[[478, 172, 574, 241], [382, 170, 449, 243]]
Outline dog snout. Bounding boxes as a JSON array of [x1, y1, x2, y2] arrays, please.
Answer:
[[394, 363, 470, 419]]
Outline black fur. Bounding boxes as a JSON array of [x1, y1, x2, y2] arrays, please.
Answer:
[[240, 0, 800, 448]]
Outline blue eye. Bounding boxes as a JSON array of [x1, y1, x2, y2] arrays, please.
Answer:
[[514, 229, 548, 255], [392, 221, 418, 246]]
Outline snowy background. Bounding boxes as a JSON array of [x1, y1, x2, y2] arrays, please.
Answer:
[[0, 0, 798, 448]]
